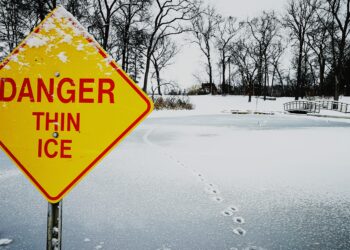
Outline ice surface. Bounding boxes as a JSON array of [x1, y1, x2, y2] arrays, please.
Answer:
[[156, 245, 172, 250], [242, 247, 266, 250], [233, 227, 246, 236], [1, 96, 350, 249], [233, 217, 245, 224], [0, 169, 20, 180]]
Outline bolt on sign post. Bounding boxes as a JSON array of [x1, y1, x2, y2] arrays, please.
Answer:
[[0, 6, 153, 249]]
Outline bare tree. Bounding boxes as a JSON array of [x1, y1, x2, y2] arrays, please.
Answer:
[[151, 37, 178, 95], [231, 39, 258, 102], [0, 0, 24, 54], [270, 41, 287, 96], [142, 0, 198, 93], [61, 0, 91, 22], [115, 0, 150, 71], [307, 7, 331, 96], [127, 28, 147, 83], [34, 0, 51, 20], [191, 5, 221, 95], [216, 16, 239, 95], [0, 0, 37, 57], [284, 0, 318, 100], [323, 0, 350, 99], [94, 0, 128, 50], [247, 11, 281, 100]]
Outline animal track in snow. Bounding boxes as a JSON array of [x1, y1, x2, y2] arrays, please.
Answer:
[[222, 205, 239, 216], [233, 227, 246, 236], [198, 176, 206, 182], [205, 187, 220, 195], [233, 216, 245, 224], [227, 206, 239, 212], [144, 128, 248, 240], [212, 196, 224, 203], [222, 210, 234, 217], [144, 128, 247, 234]]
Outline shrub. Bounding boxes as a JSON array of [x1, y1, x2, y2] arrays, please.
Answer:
[[154, 96, 194, 110], [187, 84, 208, 95]]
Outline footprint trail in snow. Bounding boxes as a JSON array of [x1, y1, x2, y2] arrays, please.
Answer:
[[143, 128, 247, 244]]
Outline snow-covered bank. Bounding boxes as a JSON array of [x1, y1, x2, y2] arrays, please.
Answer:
[[151, 95, 350, 119], [151, 96, 291, 117]]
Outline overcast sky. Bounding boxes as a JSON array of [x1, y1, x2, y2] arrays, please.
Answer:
[[163, 0, 288, 90]]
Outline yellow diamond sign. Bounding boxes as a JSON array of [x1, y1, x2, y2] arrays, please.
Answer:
[[0, 7, 153, 203]]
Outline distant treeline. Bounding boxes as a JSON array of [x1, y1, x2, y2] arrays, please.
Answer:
[[0, 0, 349, 101]]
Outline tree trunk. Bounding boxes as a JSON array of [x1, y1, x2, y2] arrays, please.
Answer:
[[248, 76, 253, 103], [154, 61, 162, 95], [276, 67, 284, 96], [222, 51, 226, 95], [134, 54, 138, 82], [334, 71, 340, 101], [37, 0, 46, 21], [103, 18, 110, 50], [319, 59, 325, 96], [143, 49, 152, 93], [248, 83, 252, 102], [228, 59, 231, 95], [121, 36, 128, 70], [271, 67, 276, 97], [263, 56, 268, 101], [208, 57, 214, 95], [295, 41, 303, 100], [336, 40, 346, 99], [257, 54, 263, 97], [121, 23, 130, 71]]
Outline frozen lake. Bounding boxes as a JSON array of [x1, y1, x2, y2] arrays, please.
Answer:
[[1, 113, 350, 250]]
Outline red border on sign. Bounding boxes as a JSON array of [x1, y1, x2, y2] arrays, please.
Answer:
[[0, 9, 152, 202]]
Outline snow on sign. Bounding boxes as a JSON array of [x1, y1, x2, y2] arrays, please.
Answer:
[[0, 6, 153, 203]]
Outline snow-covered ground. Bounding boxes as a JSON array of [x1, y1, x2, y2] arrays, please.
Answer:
[[1, 96, 350, 250], [152, 96, 350, 119]]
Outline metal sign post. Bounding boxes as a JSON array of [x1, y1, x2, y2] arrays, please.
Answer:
[[47, 201, 63, 250]]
